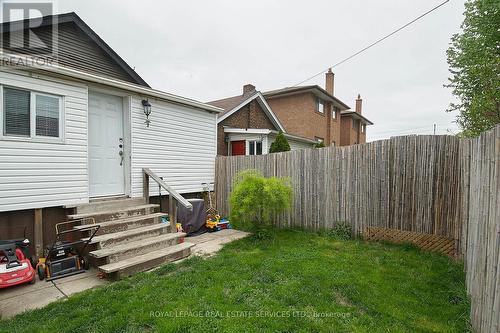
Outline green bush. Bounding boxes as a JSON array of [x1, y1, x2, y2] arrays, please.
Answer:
[[229, 170, 293, 236], [269, 131, 291, 153], [326, 223, 353, 240], [314, 141, 326, 148]]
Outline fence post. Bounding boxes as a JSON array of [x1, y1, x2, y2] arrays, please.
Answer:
[[169, 196, 177, 233]]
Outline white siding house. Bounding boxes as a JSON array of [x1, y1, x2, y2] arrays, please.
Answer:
[[0, 61, 220, 213], [130, 96, 217, 197], [0, 69, 89, 212]]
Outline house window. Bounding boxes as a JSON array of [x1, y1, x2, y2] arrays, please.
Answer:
[[331, 141, 336, 146], [361, 124, 366, 133], [352, 119, 359, 130], [332, 106, 339, 120], [2, 87, 62, 140], [248, 140, 262, 155], [3, 88, 30, 137], [314, 136, 324, 143], [316, 98, 325, 114]]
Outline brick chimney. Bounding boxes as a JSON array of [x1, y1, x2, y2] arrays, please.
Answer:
[[325, 68, 334, 95], [243, 84, 256, 96], [355, 94, 362, 114]]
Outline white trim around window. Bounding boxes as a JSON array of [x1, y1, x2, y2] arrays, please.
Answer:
[[247, 140, 263, 156], [0, 85, 65, 143]]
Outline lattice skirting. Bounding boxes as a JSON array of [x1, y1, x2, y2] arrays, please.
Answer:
[[363, 227, 457, 257]]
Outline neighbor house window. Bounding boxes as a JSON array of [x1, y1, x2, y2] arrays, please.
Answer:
[[361, 124, 366, 133], [333, 106, 340, 120], [248, 140, 262, 155], [315, 136, 324, 143], [316, 98, 325, 114], [352, 119, 359, 130], [2, 87, 62, 140]]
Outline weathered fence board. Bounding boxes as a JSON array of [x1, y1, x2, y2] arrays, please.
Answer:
[[462, 126, 500, 333], [215, 125, 500, 333]]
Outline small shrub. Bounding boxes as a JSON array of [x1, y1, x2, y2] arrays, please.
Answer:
[[314, 141, 326, 148], [229, 170, 293, 237], [327, 223, 353, 240], [269, 131, 291, 153]]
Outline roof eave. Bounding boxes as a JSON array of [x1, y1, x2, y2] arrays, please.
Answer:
[[1, 52, 223, 113], [264, 85, 350, 110], [340, 111, 374, 125]]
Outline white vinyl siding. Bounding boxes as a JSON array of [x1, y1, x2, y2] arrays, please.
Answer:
[[0, 70, 88, 212], [130, 96, 217, 197]]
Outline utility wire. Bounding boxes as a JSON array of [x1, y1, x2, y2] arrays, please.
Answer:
[[293, 0, 450, 87]]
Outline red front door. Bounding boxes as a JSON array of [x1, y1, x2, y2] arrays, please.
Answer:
[[231, 141, 246, 156]]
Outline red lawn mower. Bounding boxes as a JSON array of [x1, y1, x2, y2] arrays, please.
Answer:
[[0, 238, 36, 289]]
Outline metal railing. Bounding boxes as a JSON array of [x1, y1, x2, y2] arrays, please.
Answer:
[[142, 168, 192, 233]]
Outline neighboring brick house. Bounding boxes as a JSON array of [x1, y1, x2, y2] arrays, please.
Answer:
[[263, 69, 373, 146], [208, 85, 316, 156], [340, 94, 373, 145]]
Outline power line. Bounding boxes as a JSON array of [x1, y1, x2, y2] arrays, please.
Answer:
[[293, 0, 450, 87], [369, 123, 452, 137]]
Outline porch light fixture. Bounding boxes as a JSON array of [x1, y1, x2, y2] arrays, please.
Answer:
[[142, 99, 152, 127]]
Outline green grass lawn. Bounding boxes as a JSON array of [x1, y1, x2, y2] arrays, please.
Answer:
[[0, 230, 470, 333]]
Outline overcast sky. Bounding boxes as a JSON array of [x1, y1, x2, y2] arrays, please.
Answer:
[[54, 0, 466, 141]]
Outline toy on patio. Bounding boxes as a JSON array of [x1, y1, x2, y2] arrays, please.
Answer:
[[205, 215, 232, 232], [37, 219, 99, 282], [0, 237, 36, 289]]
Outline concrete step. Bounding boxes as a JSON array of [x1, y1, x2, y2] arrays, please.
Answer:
[[68, 204, 160, 224], [89, 232, 186, 263], [74, 212, 166, 235], [84, 223, 170, 249], [75, 197, 147, 214], [99, 242, 194, 280]]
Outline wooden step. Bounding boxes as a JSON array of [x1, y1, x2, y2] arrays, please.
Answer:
[[89, 232, 186, 263], [68, 204, 160, 223], [75, 197, 147, 214], [99, 242, 194, 279], [74, 212, 166, 234], [84, 223, 170, 249]]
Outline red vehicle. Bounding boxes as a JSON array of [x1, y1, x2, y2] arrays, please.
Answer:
[[0, 239, 36, 289]]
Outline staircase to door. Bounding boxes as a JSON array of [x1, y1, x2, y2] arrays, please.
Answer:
[[67, 169, 195, 280]]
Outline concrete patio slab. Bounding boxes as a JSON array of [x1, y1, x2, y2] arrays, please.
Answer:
[[0, 269, 105, 320], [0, 229, 249, 320], [189, 229, 249, 256]]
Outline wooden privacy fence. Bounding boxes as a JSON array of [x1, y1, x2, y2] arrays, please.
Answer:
[[215, 125, 500, 333], [216, 134, 464, 250]]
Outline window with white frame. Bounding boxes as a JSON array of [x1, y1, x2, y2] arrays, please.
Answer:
[[2, 87, 62, 140], [248, 140, 263, 155], [316, 98, 325, 114], [332, 106, 339, 120]]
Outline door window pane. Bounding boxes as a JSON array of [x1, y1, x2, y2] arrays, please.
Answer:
[[3, 88, 30, 136], [35, 94, 60, 137]]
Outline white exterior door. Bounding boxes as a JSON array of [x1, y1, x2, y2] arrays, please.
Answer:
[[88, 92, 125, 197]]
